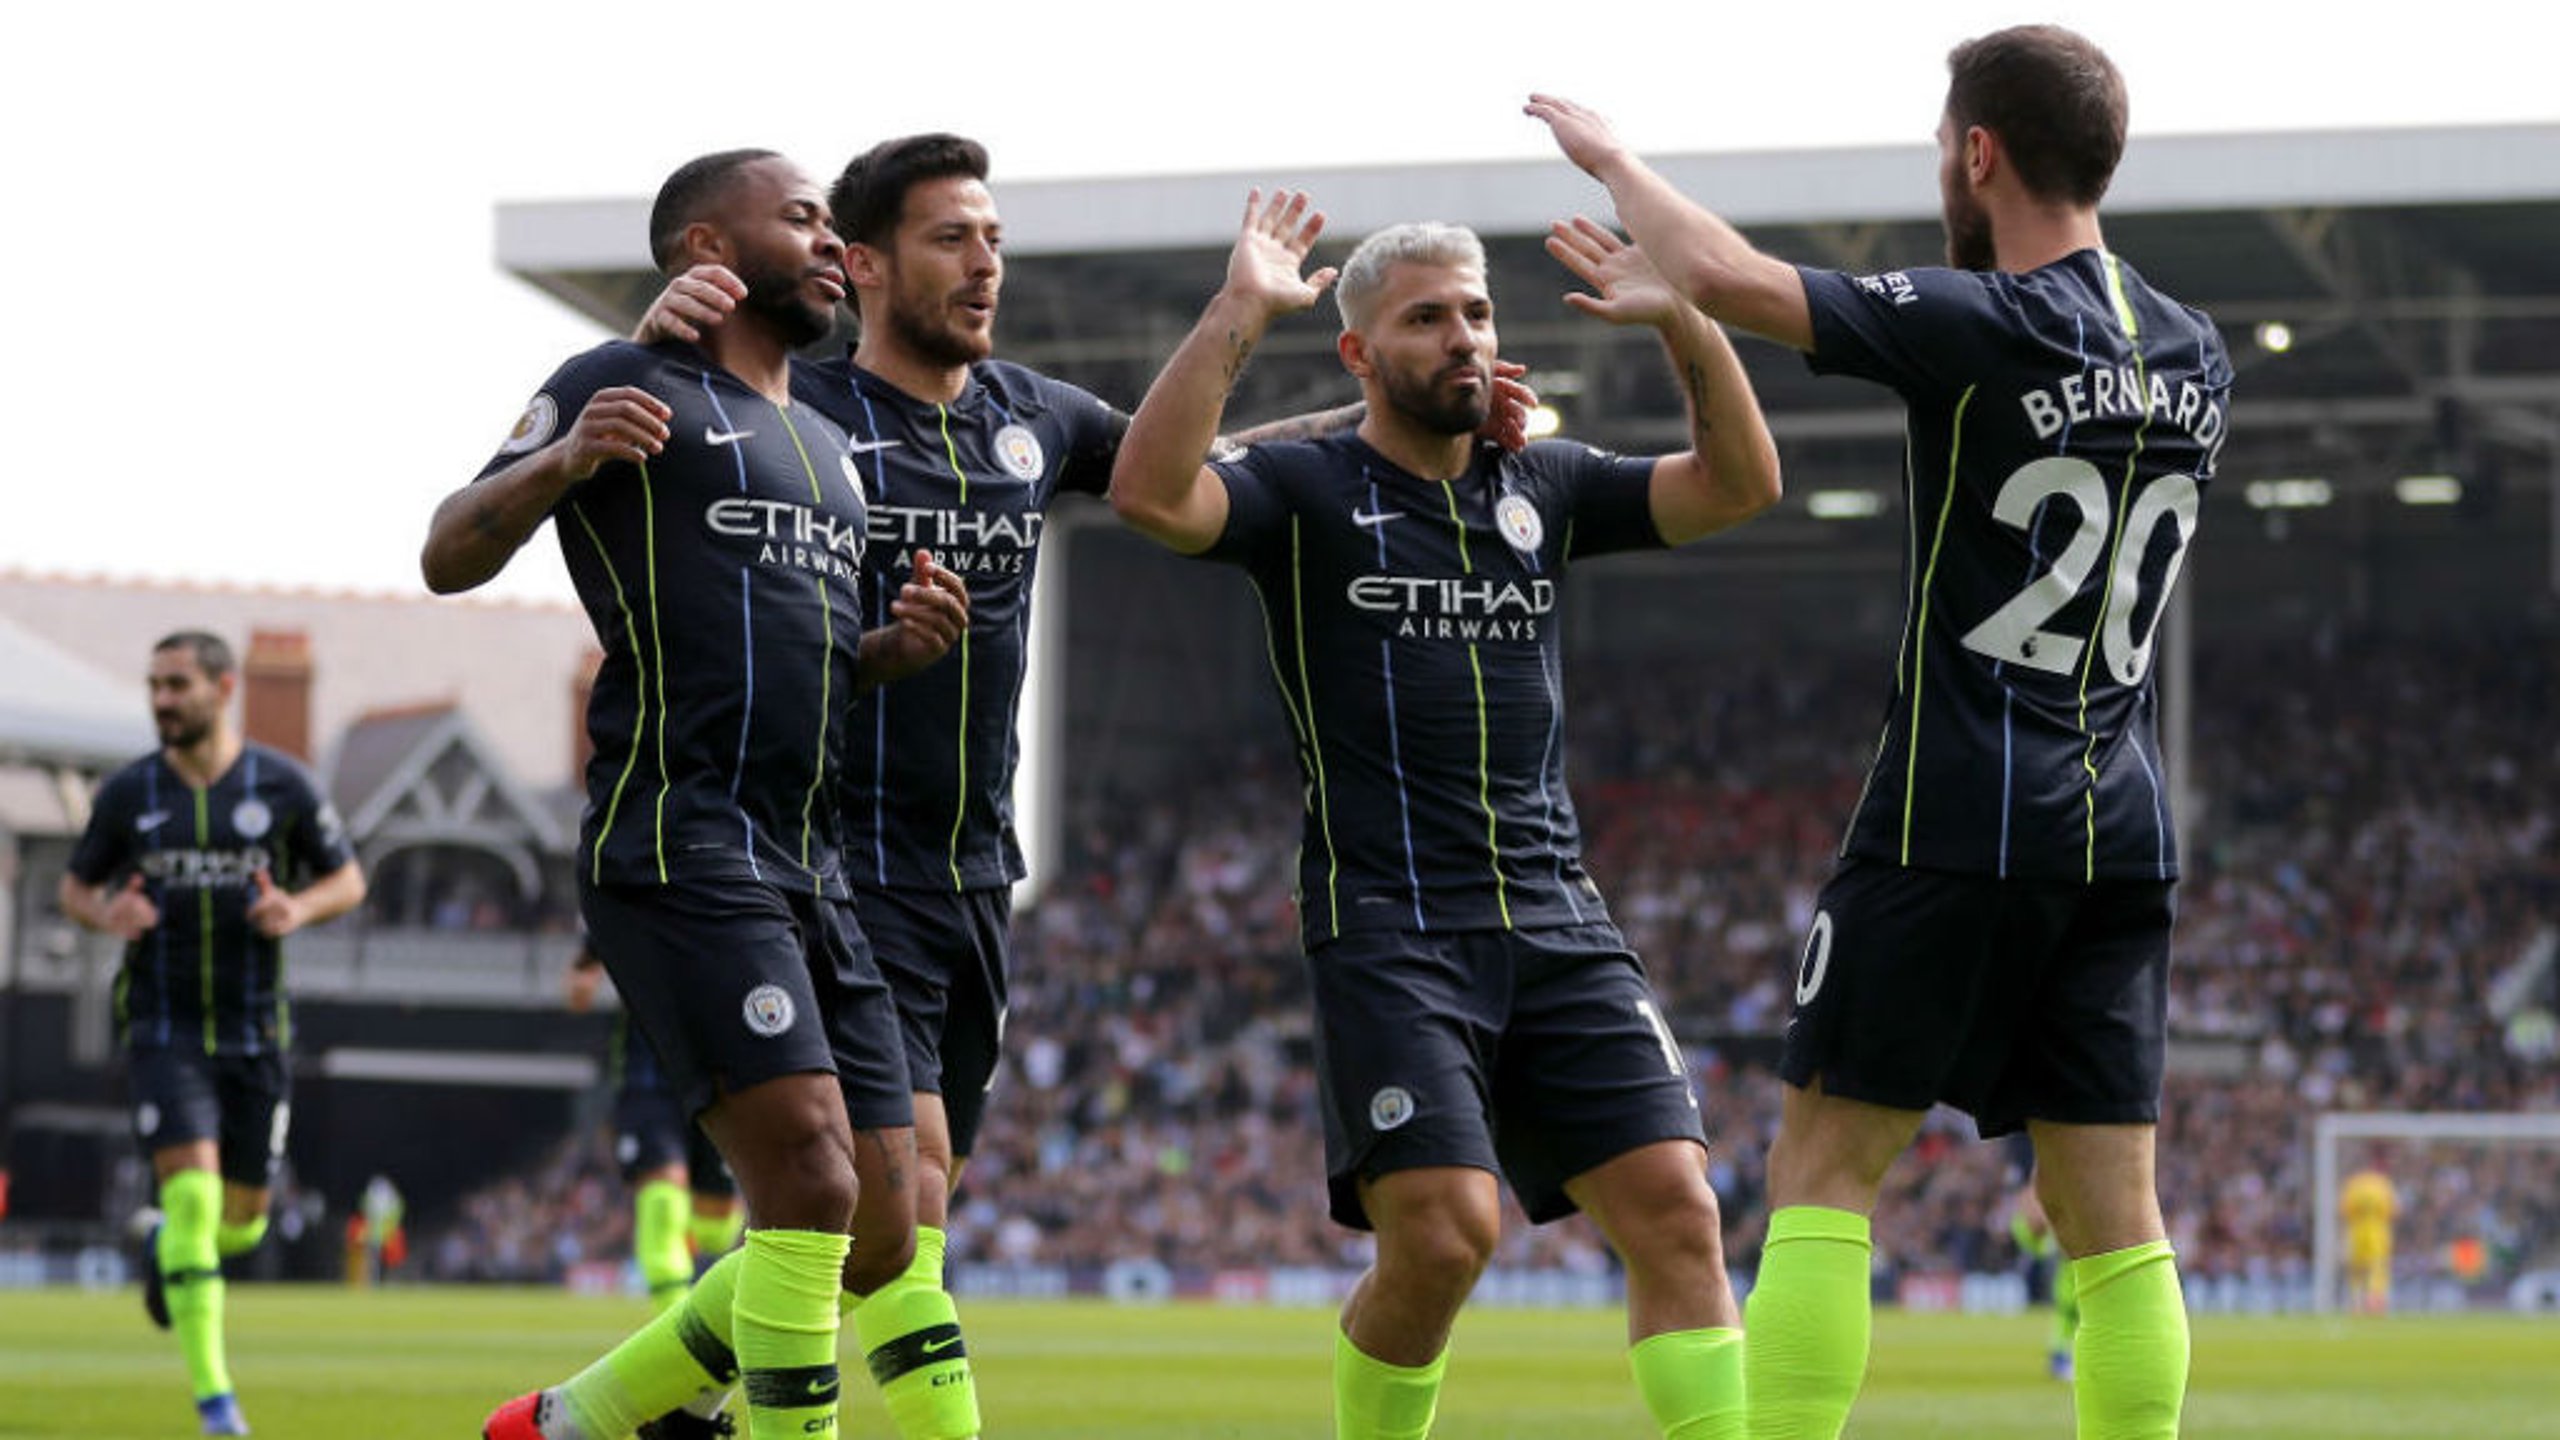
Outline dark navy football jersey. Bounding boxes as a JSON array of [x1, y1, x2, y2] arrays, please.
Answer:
[[1801, 250, 2232, 881], [479, 340, 870, 896], [67, 742, 356, 1055], [795, 356, 1124, 892], [1205, 433, 1660, 945]]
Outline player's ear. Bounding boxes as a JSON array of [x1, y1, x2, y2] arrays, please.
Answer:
[[680, 219, 732, 269], [844, 240, 888, 291], [1337, 329, 1371, 381], [1965, 124, 1998, 189]]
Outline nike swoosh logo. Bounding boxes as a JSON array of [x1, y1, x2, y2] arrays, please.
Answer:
[[920, 1336, 963, 1355], [705, 427, 756, 446], [806, 1377, 836, 1398], [1350, 509, 1404, 529], [136, 811, 170, 832], [846, 438, 903, 454]]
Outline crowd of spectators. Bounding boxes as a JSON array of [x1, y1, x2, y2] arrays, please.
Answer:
[[424, 620, 2559, 1302]]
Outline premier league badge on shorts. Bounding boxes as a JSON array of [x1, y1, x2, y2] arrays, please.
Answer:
[[231, 798, 273, 840], [1368, 1085, 1416, 1132], [1494, 493, 1544, 558], [741, 984, 796, 1038], [994, 424, 1045, 480]]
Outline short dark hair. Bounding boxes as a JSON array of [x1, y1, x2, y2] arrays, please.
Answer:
[[648, 148, 783, 272], [154, 630, 235, 681], [1945, 25, 2127, 207], [828, 134, 990, 249]]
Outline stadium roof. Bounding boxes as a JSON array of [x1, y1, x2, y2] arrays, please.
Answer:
[[498, 124, 2560, 544], [0, 612, 150, 770]]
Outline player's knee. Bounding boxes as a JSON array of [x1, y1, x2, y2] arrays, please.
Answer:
[[752, 1127, 860, 1230], [1381, 1201, 1500, 1288]]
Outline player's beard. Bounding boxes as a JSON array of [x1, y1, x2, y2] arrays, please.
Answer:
[[738, 260, 838, 349], [1943, 176, 1996, 272], [1379, 357, 1491, 437], [155, 707, 212, 750], [883, 279, 993, 370]]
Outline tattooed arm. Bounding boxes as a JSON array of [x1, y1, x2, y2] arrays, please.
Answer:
[[1109, 189, 1338, 555], [1545, 217, 1779, 545]]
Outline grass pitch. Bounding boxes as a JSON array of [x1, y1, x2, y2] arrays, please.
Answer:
[[0, 1286, 2552, 1439]]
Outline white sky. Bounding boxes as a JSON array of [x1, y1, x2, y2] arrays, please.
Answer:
[[6, 0, 2553, 607]]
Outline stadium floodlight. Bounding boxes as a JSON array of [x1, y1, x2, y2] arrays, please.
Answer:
[[2256, 320, 2295, 353], [2244, 478, 2332, 510], [2394, 474, 2464, 506], [1806, 489, 1886, 519], [1524, 404, 1564, 440]]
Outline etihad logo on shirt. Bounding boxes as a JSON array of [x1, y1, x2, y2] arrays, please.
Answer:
[[705, 497, 867, 580], [1347, 574, 1555, 641], [867, 506, 1045, 576], [138, 847, 276, 888]]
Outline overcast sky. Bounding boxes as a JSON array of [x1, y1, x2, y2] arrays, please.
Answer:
[[7, 0, 2552, 607]]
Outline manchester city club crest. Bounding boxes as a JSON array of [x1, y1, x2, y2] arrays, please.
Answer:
[[742, 983, 796, 1037], [1494, 493, 1544, 556], [231, 798, 273, 840], [1368, 1085, 1416, 1132], [498, 393, 558, 456], [994, 423, 1045, 480]]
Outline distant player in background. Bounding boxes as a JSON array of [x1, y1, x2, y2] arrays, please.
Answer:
[[1112, 190, 1781, 1440], [2339, 1150, 2399, 1315], [425, 148, 968, 1440], [566, 939, 743, 1311], [1533, 22, 2232, 1440], [58, 630, 368, 1436], [631, 132, 1518, 1440], [2002, 1135, 2080, 1381]]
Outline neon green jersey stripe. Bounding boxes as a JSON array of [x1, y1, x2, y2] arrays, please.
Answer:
[[1287, 518, 1340, 930], [938, 404, 971, 890], [782, 410, 835, 890], [2075, 253, 2155, 881], [1903, 385, 1977, 863], [195, 787, 214, 1054], [572, 501, 651, 885], [640, 463, 671, 880], [1439, 484, 1510, 927]]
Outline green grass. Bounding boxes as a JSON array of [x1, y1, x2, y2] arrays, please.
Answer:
[[0, 1287, 2553, 1438]]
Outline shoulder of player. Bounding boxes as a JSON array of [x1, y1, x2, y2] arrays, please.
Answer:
[[970, 359, 1103, 425]]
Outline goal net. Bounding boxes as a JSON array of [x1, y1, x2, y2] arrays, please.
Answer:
[[2311, 1111, 2560, 1314]]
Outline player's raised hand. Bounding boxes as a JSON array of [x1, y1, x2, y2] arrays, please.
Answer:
[[633, 264, 746, 345], [1525, 93, 1632, 180], [103, 873, 160, 941], [1480, 359, 1540, 452], [561, 387, 674, 480], [245, 869, 303, 939], [1223, 189, 1338, 321], [864, 549, 972, 686], [1547, 217, 1683, 329]]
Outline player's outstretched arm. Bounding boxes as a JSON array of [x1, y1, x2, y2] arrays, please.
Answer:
[[420, 387, 674, 594], [1110, 189, 1337, 555], [1547, 218, 1780, 543], [632, 265, 745, 344], [856, 549, 971, 691], [1527, 94, 1813, 352]]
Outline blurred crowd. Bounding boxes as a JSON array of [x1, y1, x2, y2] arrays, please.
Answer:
[[425, 621, 2559, 1299]]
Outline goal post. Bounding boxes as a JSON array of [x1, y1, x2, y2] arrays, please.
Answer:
[[2311, 1110, 2560, 1314]]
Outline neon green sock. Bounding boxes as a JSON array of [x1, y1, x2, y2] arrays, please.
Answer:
[[557, 1246, 743, 1438], [2068, 1241, 2186, 1440], [1630, 1326, 1744, 1440], [158, 1169, 231, 1401], [734, 1228, 849, 1440], [2053, 1252, 2083, 1352], [691, 1207, 745, 1262], [850, 1226, 978, 1438], [1334, 1328, 1445, 1440], [1743, 1206, 1871, 1440], [215, 1214, 268, 1259], [634, 1180, 694, 1311]]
